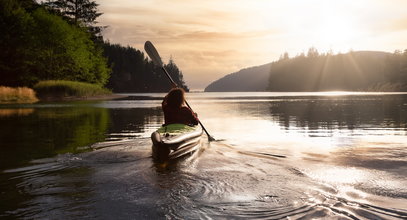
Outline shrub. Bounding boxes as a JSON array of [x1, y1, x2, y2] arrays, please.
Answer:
[[0, 86, 38, 103], [34, 80, 111, 98]]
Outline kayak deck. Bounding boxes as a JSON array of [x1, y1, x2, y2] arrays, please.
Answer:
[[151, 124, 203, 161]]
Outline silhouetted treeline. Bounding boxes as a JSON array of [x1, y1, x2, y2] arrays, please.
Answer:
[[0, 0, 110, 87], [268, 49, 407, 91], [103, 43, 189, 92], [205, 49, 407, 92]]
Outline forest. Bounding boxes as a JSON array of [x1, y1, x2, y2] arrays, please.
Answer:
[[205, 49, 407, 92], [0, 0, 188, 92], [268, 48, 407, 92], [103, 43, 189, 92]]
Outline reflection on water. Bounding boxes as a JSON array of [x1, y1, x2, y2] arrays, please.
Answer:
[[0, 106, 163, 170], [0, 108, 34, 117], [0, 107, 109, 170], [1, 93, 407, 219], [268, 96, 407, 133]]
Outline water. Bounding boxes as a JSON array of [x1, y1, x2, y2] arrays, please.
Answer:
[[0, 92, 406, 219]]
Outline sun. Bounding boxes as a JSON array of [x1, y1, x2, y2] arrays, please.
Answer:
[[269, 1, 366, 54], [298, 3, 367, 53], [314, 15, 360, 51]]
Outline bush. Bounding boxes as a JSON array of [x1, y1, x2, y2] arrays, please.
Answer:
[[0, 1, 110, 87], [0, 86, 38, 103], [34, 80, 111, 98]]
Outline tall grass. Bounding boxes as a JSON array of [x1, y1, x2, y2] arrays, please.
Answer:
[[34, 80, 111, 99], [0, 86, 38, 104]]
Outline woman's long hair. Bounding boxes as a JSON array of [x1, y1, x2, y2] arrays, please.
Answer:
[[166, 88, 185, 108]]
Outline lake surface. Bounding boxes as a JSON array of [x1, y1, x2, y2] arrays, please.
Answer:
[[1, 92, 406, 219]]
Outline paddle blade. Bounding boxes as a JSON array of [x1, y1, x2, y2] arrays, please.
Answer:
[[144, 41, 164, 67]]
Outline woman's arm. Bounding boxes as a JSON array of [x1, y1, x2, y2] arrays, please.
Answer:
[[184, 107, 199, 125], [162, 94, 168, 107]]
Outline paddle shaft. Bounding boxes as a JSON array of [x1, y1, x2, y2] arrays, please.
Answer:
[[160, 66, 214, 140]]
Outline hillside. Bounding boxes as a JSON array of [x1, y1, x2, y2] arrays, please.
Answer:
[[204, 63, 272, 92], [205, 50, 407, 92], [268, 51, 392, 91]]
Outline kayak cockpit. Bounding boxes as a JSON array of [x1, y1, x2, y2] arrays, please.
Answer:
[[151, 124, 203, 161]]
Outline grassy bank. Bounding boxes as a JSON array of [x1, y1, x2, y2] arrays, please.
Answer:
[[34, 80, 112, 100], [0, 86, 38, 104]]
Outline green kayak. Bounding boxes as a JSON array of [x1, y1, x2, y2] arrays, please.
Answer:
[[151, 124, 203, 161]]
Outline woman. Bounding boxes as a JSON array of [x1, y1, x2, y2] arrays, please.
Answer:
[[162, 88, 199, 126]]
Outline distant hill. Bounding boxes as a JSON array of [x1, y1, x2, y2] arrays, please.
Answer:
[[205, 50, 407, 92], [268, 51, 392, 91], [204, 63, 272, 92]]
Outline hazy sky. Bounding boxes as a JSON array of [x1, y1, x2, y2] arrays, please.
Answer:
[[97, 0, 407, 90]]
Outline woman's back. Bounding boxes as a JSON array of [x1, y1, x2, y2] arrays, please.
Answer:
[[162, 88, 199, 126], [162, 105, 198, 126]]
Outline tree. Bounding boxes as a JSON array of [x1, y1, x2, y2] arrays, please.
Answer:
[[0, 0, 110, 86], [102, 43, 190, 92], [0, 0, 35, 86], [43, 0, 103, 39], [28, 8, 110, 85], [279, 52, 289, 61], [165, 58, 189, 91], [307, 47, 319, 58]]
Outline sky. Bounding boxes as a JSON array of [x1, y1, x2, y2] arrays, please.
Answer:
[[97, 0, 407, 90]]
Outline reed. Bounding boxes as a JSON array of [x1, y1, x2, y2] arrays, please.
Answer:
[[33, 80, 111, 99], [0, 86, 39, 104]]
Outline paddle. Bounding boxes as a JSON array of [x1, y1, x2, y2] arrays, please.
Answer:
[[144, 41, 215, 141]]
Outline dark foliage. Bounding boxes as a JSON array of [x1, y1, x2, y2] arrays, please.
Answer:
[[43, 0, 104, 41], [103, 43, 189, 92], [0, 0, 110, 86]]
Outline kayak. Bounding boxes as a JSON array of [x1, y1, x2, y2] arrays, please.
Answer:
[[151, 124, 203, 161]]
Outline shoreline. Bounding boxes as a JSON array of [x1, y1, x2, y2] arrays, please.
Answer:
[[3, 91, 407, 104], [0, 94, 128, 104], [36, 94, 128, 102]]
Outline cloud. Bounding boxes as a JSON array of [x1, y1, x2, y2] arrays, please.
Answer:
[[97, 0, 407, 89], [374, 17, 407, 33]]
